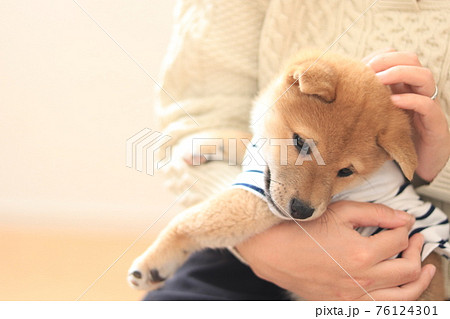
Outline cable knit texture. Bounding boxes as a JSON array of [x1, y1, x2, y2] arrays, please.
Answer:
[[156, 0, 450, 210]]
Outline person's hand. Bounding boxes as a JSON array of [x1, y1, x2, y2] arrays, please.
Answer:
[[236, 201, 436, 300], [364, 49, 450, 181]]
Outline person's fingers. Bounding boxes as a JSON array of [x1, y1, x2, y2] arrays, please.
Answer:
[[359, 264, 436, 301], [366, 226, 413, 263], [389, 82, 412, 95], [391, 93, 448, 134], [330, 201, 413, 229], [376, 65, 435, 96], [362, 47, 396, 65], [400, 233, 425, 260], [367, 51, 422, 72], [366, 233, 424, 290], [391, 93, 439, 116]]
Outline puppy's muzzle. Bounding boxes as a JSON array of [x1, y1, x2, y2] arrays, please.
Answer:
[[289, 198, 315, 219]]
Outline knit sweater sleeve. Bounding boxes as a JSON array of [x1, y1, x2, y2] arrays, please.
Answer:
[[155, 0, 269, 206]]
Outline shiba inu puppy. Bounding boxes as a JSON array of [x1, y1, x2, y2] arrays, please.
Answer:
[[128, 51, 448, 300]]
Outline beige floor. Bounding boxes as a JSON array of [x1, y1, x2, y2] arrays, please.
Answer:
[[0, 225, 160, 301]]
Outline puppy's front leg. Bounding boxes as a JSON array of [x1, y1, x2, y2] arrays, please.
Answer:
[[128, 188, 281, 290]]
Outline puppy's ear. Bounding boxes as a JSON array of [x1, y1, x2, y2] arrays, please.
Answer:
[[377, 120, 418, 181], [289, 61, 337, 103]]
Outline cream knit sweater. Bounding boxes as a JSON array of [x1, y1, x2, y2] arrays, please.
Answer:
[[155, 0, 450, 213]]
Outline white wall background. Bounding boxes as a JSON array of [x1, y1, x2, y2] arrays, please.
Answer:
[[0, 0, 183, 232]]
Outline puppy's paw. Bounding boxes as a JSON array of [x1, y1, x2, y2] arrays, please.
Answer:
[[127, 257, 169, 291]]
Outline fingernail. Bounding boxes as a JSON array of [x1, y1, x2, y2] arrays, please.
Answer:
[[375, 71, 385, 79], [429, 265, 436, 278], [390, 95, 401, 103], [395, 210, 411, 222]]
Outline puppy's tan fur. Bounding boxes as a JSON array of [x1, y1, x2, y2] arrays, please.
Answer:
[[128, 51, 445, 300], [255, 51, 417, 219]]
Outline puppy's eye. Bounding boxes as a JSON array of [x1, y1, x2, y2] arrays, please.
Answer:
[[337, 167, 353, 177], [293, 133, 311, 154]]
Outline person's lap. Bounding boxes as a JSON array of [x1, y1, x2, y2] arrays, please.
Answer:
[[143, 249, 291, 301]]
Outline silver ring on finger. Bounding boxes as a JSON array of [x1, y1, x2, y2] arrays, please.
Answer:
[[430, 85, 439, 100]]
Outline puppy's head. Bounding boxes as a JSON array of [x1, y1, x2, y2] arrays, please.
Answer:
[[254, 51, 417, 221]]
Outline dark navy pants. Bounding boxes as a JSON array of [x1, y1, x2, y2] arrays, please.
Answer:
[[142, 249, 291, 301]]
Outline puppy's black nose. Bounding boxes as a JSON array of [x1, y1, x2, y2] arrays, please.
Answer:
[[290, 198, 315, 219]]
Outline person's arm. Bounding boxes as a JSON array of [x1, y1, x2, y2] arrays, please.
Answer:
[[237, 201, 435, 300], [155, 0, 269, 205]]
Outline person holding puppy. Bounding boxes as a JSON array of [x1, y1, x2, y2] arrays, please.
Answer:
[[144, 0, 450, 300]]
